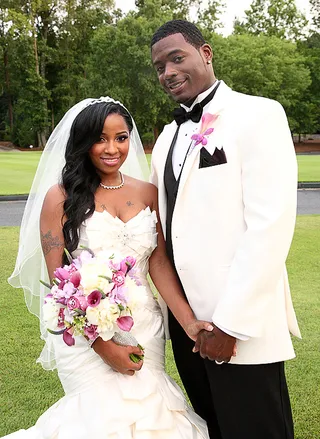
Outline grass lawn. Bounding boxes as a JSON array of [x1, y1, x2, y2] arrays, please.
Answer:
[[0, 151, 319, 195], [0, 152, 42, 195], [297, 155, 320, 182], [0, 216, 319, 437]]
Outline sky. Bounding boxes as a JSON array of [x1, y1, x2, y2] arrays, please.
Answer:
[[114, 0, 311, 35]]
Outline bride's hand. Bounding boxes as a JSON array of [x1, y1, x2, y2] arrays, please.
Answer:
[[184, 319, 214, 341], [92, 337, 144, 376]]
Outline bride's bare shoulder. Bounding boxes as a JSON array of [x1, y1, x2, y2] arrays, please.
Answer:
[[41, 184, 66, 215], [124, 175, 158, 207], [124, 176, 157, 195]]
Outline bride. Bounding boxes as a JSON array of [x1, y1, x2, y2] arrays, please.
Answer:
[[5, 97, 211, 438]]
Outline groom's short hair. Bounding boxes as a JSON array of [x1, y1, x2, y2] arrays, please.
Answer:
[[151, 20, 206, 49]]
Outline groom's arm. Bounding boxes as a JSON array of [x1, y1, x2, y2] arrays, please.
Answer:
[[211, 98, 297, 337], [196, 99, 297, 361]]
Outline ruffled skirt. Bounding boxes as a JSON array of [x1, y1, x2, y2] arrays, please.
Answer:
[[2, 297, 208, 438]]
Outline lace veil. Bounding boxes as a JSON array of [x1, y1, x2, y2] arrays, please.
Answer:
[[8, 97, 149, 370]]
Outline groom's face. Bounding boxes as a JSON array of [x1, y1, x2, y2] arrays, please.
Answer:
[[151, 33, 213, 105]]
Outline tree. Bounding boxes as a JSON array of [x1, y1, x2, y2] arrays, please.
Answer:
[[209, 33, 311, 132], [234, 0, 308, 41], [0, 0, 27, 137], [0, 0, 115, 147], [310, 0, 320, 30], [135, 0, 195, 19], [196, 0, 226, 35], [85, 13, 174, 142], [50, 0, 114, 126], [296, 32, 320, 135]]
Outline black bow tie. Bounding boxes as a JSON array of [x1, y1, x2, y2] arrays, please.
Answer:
[[172, 81, 221, 126], [173, 103, 202, 126]]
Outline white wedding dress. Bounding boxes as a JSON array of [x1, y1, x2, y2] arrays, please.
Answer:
[[4, 207, 208, 439]]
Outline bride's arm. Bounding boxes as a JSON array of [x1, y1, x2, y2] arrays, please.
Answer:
[[40, 184, 66, 280], [147, 184, 213, 341]]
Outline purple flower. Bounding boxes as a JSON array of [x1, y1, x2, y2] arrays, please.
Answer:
[[128, 268, 142, 286], [190, 113, 218, 147], [56, 297, 67, 306], [120, 260, 128, 274], [110, 286, 128, 306], [87, 290, 102, 307], [120, 256, 136, 274], [63, 328, 75, 346], [84, 324, 98, 340], [109, 260, 121, 271], [117, 316, 134, 332], [79, 250, 94, 265], [62, 281, 76, 298], [112, 271, 126, 287]]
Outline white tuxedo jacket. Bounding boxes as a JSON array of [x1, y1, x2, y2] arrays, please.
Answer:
[[150, 81, 301, 365]]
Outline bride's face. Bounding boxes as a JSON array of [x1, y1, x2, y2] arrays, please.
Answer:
[[89, 113, 130, 178]]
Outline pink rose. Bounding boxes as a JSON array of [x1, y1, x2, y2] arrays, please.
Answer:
[[84, 324, 98, 340], [67, 296, 80, 311], [112, 271, 126, 287], [57, 307, 65, 328], [76, 294, 88, 311]]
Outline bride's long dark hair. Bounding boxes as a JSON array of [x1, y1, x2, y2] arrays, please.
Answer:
[[61, 101, 133, 258]]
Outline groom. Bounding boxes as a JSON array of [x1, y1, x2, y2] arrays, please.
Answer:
[[150, 20, 301, 439]]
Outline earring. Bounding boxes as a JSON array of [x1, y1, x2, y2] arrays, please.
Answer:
[[207, 60, 211, 64]]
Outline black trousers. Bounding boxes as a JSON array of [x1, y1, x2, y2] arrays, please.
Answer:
[[168, 310, 294, 439]]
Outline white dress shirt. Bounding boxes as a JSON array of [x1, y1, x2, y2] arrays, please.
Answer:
[[172, 81, 219, 179], [171, 80, 248, 341]]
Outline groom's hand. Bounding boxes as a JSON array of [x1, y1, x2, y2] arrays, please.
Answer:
[[193, 326, 236, 363], [93, 338, 144, 375]]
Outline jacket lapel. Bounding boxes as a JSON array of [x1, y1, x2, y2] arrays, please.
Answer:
[[177, 81, 233, 199], [155, 123, 177, 237]]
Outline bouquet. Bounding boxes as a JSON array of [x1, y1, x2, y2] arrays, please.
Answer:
[[42, 248, 147, 362]]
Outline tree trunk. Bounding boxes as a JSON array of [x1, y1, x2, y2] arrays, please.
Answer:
[[33, 35, 39, 75], [37, 131, 47, 149], [3, 48, 13, 133], [153, 126, 159, 141], [51, 105, 54, 131]]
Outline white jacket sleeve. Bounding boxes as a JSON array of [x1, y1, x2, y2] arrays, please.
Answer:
[[212, 100, 297, 337]]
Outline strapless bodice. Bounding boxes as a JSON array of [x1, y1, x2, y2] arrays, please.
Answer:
[[78, 207, 158, 276]]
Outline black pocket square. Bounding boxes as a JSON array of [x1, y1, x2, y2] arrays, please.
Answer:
[[199, 147, 227, 169]]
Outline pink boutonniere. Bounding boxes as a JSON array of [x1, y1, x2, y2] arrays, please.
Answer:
[[191, 113, 219, 147]]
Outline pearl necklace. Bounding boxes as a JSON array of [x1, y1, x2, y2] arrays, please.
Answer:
[[100, 172, 124, 190]]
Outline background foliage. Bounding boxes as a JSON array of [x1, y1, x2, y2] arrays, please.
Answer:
[[0, 0, 319, 147]]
